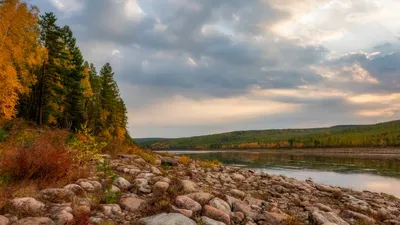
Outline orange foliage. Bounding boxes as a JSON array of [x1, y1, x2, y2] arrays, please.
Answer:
[[178, 155, 191, 165], [0, 0, 43, 120]]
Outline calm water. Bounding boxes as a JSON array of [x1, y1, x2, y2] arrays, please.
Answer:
[[160, 150, 400, 198]]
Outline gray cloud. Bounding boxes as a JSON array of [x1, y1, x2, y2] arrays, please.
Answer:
[[32, 0, 400, 137]]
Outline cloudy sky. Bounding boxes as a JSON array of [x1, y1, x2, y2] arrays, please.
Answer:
[[32, 0, 400, 138]]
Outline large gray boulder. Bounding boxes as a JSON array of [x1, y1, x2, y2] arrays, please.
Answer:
[[201, 216, 226, 225], [119, 196, 145, 212], [175, 196, 202, 213], [113, 177, 132, 190], [179, 180, 199, 193], [210, 197, 231, 214], [311, 211, 349, 225], [9, 197, 45, 216], [40, 188, 75, 203], [161, 157, 178, 166], [140, 213, 196, 225], [17, 217, 54, 225]]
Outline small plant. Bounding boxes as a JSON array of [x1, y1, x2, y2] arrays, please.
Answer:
[[101, 191, 120, 204], [96, 159, 120, 204], [179, 155, 191, 165], [198, 159, 221, 169]]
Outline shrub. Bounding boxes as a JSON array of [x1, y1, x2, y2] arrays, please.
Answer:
[[178, 155, 191, 165], [0, 130, 71, 182], [68, 124, 106, 169]]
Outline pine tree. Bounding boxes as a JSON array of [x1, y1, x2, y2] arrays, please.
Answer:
[[60, 25, 85, 130], [98, 63, 128, 139]]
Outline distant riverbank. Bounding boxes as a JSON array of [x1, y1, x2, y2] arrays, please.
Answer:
[[155, 148, 400, 159]]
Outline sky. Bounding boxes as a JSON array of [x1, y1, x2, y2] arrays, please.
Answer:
[[32, 0, 400, 138]]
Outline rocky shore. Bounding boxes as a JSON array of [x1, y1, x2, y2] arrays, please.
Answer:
[[1, 153, 399, 225]]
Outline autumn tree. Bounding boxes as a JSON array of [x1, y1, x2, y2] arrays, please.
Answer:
[[0, 0, 42, 120]]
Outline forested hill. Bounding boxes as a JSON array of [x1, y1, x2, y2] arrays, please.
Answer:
[[141, 120, 400, 149], [0, 2, 128, 141]]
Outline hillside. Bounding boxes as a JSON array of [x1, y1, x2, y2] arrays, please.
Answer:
[[140, 120, 400, 149]]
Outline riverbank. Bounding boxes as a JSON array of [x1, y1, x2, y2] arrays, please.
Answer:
[[157, 148, 400, 159], [1, 152, 399, 224]]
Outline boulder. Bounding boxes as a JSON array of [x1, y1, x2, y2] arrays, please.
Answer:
[[100, 204, 121, 217], [113, 177, 131, 190], [202, 205, 231, 225], [243, 197, 266, 208], [17, 217, 54, 225], [210, 197, 231, 214], [316, 184, 341, 194], [201, 216, 226, 225], [140, 213, 196, 225], [186, 192, 214, 204], [151, 166, 162, 175], [179, 180, 199, 193], [314, 203, 333, 212], [153, 181, 169, 196], [119, 196, 145, 212], [134, 158, 147, 166], [230, 189, 246, 199], [264, 212, 290, 223], [63, 184, 86, 196], [172, 206, 193, 218], [342, 210, 375, 224], [161, 157, 178, 166], [232, 201, 260, 220], [0, 216, 9, 225], [311, 211, 349, 225], [108, 185, 121, 193], [225, 195, 240, 208], [10, 197, 45, 216], [76, 180, 102, 192], [51, 210, 73, 225], [134, 178, 148, 188], [40, 188, 75, 203], [175, 196, 202, 213], [231, 173, 246, 182]]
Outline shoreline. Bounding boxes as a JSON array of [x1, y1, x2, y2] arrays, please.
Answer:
[[1, 152, 399, 224]]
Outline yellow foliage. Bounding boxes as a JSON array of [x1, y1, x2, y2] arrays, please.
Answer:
[[0, 1, 42, 120], [198, 160, 221, 169], [178, 155, 191, 165], [81, 65, 93, 97]]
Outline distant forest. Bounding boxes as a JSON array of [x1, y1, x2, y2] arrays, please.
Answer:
[[0, 1, 128, 140], [141, 120, 400, 149]]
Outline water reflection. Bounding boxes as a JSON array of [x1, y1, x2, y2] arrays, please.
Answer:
[[161, 150, 400, 197]]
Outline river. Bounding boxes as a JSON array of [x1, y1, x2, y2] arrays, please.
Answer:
[[157, 149, 400, 198]]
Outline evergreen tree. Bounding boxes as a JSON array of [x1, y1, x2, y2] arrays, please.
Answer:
[[32, 12, 69, 125]]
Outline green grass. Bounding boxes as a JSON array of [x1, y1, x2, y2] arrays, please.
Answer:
[[140, 120, 400, 149]]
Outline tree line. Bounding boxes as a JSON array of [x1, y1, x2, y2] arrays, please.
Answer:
[[144, 120, 400, 149], [0, 1, 128, 140]]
